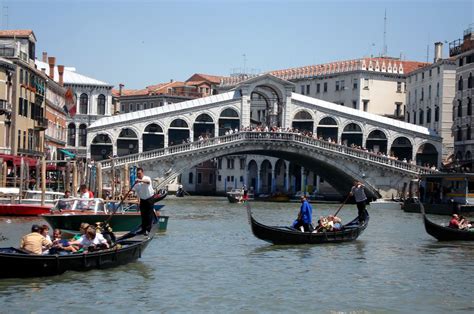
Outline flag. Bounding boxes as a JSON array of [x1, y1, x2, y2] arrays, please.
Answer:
[[63, 88, 77, 117]]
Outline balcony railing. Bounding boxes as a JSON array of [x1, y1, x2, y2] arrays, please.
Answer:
[[34, 117, 49, 131], [0, 99, 12, 114]]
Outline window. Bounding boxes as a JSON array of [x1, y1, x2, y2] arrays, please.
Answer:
[[340, 80, 345, 90], [460, 58, 464, 67], [218, 158, 222, 169], [437, 82, 440, 97], [457, 127, 462, 141], [468, 73, 473, 88], [316, 83, 320, 93], [397, 82, 402, 92], [197, 173, 202, 184], [353, 78, 358, 89], [306, 84, 310, 95], [209, 173, 213, 184], [240, 176, 244, 182], [406, 112, 410, 123], [363, 78, 369, 89], [23, 131, 26, 149], [79, 93, 88, 114], [97, 94, 106, 115], [17, 130, 21, 149], [427, 108, 432, 123], [413, 111, 417, 124], [428, 85, 431, 99], [363, 100, 369, 112], [435, 106, 439, 122], [458, 76, 464, 91], [458, 99, 463, 117], [419, 110, 424, 125], [422, 72, 425, 80], [395, 103, 402, 117], [437, 67, 440, 75], [468, 126, 472, 140], [121, 104, 125, 112], [300, 85, 305, 94], [335, 81, 340, 91], [240, 158, 245, 170], [469, 98, 472, 116], [218, 175, 221, 182], [323, 82, 327, 92], [188, 172, 193, 184], [421, 88, 424, 101], [227, 158, 234, 169]]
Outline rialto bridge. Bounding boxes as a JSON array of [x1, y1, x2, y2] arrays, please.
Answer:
[[87, 74, 442, 198]]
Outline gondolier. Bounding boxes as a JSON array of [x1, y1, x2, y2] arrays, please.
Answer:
[[350, 180, 367, 223], [132, 167, 154, 235]]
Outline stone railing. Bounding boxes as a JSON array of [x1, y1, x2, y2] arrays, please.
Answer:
[[100, 131, 437, 175]]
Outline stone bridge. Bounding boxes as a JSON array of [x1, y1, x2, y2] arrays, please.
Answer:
[[99, 131, 436, 198]]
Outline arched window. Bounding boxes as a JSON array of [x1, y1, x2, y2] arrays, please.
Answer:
[[468, 73, 473, 89], [468, 98, 472, 116], [220, 108, 239, 117], [188, 172, 194, 184], [419, 109, 424, 125], [319, 117, 337, 125], [67, 123, 76, 146], [467, 125, 471, 140], [195, 113, 213, 123], [294, 110, 312, 120], [457, 126, 463, 141], [458, 100, 463, 117], [80, 93, 88, 114], [435, 106, 439, 122], [97, 94, 106, 115], [406, 112, 410, 123], [426, 108, 432, 123], [458, 76, 463, 91], [79, 124, 87, 147], [144, 123, 163, 133], [170, 119, 188, 128]]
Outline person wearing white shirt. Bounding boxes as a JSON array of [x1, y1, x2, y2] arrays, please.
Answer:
[[69, 226, 109, 251], [132, 167, 154, 234]]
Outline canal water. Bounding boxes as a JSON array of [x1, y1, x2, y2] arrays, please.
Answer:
[[0, 197, 473, 313]]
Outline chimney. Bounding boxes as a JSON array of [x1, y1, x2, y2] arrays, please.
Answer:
[[42, 52, 47, 63], [58, 65, 64, 86], [48, 56, 56, 81], [170, 79, 174, 83], [434, 42, 443, 62]]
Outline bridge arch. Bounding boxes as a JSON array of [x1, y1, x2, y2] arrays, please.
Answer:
[[317, 116, 338, 142], [260, 159, 273, 194], [390, 136, 413, 161], [274, 159, 287, 192], [416, 142, 438, 166], [366, 129, 388, 154], [341, 122, 363, 147], [90, 133, 113, 161], [218, 107, 240, 135], [169, 118, 190, 146], [193, 113, 215, 140], [117, 128, 139, 156], [143, 123, 165, 152], [292, 110, 314, 133], [247, 159, 258, 193]]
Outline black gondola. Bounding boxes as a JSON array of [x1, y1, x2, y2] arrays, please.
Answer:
[[420, 202, 474, 241], [0, 215, 158, 278], [245, 202, 369, 245]]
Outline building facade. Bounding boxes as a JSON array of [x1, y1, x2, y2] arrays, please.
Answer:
[[405, 42, 456, 162], [0, 57, 15, 155], [451, 27, 474, 167], [0, 30, 48, 159]]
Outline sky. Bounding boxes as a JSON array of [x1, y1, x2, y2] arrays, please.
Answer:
[[3, 0, 473, 89]]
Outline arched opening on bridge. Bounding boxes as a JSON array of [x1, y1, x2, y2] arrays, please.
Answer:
[[416, 143, 438, 167], [317, 117, 338, 142], [292, 110, 314, 133], [260, 159, 272, 194], [67, 123, 76, 146], [169, 119, 190, 146], [274, 159, 286, 193], [341, 123, 363, 147], [250, 91, 270, 126], [247, 160, 258, 193], [143, 123, 164, 151], [193, 114, 215, 140], [117, 128, 138, 156], [90, 134, 112, 161], [390, 137, 413, 161], [288, 163, 302, 193], [218, 108, 240, 135], [366, 130, 387, 154]]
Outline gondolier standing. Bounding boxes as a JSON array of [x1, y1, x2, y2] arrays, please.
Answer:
[[350, 180, 367, 223], [132, 167, 154, 235]]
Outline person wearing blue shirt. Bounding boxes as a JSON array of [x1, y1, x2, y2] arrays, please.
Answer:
[[292, 196, 313, 232]]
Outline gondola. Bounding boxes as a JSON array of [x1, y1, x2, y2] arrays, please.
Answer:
[[245, 202, 369, 245], [0, 214, 159, 278], [420, 202, 474, 241]]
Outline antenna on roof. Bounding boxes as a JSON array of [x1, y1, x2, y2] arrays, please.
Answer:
[[2, 5, 9, 29], [383, 9, 387, 57], [426, 44, 429, 63], [242, 53, 247, 75]]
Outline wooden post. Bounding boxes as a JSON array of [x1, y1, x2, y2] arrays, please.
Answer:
[[124, 163, 129, 195], [72, 161, 78, 197], [19, 157, 24, 203], [41, 156, 46, 206], [97, 162, 102, 199], [1, 161, 7, 187], [0, 158, 3, 187], [65, 160, 70, 193], [111, 158, 116, 199]]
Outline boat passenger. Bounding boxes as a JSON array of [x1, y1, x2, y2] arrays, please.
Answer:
[[333, 216, 343, 231], [459, 215, 472, 230], [69, 226, 109, 252], [449, 214, 461, 229], [50, 229, 77, 254], [20, 224, 52, 255]]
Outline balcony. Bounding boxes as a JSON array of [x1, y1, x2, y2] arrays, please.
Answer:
[[34, 117, 49, 131], [0, 99, 12, 114]]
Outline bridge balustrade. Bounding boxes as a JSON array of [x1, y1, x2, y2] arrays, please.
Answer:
[[100, 131, 436, 175]]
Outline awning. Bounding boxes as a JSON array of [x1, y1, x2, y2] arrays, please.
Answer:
[[60, 149, 76, 158], [0, 154, 38, 167]]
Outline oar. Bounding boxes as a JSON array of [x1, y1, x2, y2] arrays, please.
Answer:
[[104, 182, 137, 224], [333, 193, 351, 217]]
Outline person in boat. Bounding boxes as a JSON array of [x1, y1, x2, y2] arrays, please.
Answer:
[[242, 184, 249, 201], [292, 196, 313, 232], [50, 229, 77, 254], [350, 180, 367, 223], [132, 167, 154, 235], [332, 216, 343, 230], [69, 226, 109, 252], [458, 215, 472, 230], [20, 224, 52, 255], [449, 214, 461, 229]]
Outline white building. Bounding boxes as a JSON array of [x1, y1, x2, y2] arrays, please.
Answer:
[[36, 53, 113, 159], [405, 42, 456, 162]]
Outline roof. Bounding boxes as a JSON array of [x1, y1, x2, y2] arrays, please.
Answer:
[[291, 93, 438, 137], [186, 73, 223, 84], [35, 60, 112, 87], [0, 29, 36, 41], [89, 91, 239, 130]]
